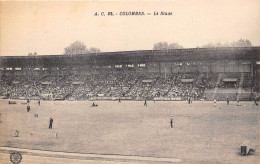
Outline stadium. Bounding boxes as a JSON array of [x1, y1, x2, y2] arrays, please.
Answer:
[[0, 47, 260, 101], [0, 47, 260, 164]]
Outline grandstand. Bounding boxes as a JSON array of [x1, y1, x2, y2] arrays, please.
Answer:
[[0, 47, 260, 101], [1, 47, 260, 164]]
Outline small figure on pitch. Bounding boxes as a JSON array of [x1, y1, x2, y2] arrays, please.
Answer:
[[49, 117, 53, 129], [170, 115, 173, 128]]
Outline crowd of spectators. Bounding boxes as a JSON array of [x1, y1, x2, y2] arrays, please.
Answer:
[[2, 70, 249, 101]]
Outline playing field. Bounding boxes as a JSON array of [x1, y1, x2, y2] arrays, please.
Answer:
[[0, 99, 259, 163]]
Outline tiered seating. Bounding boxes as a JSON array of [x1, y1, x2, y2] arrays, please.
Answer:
[[4, 70, 253, 101]]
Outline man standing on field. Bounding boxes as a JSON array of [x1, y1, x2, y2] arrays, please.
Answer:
[[170, 115, 173, 128], [144, 100, 147, 107], [254, 97, 258, 106], [49, 117, 53, 129], [27, 105, 30, 112], [226, 97, 229, 105]]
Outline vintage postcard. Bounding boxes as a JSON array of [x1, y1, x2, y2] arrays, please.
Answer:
[[0, 0, 260, 164]]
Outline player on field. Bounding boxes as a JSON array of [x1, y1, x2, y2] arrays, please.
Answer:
[[254, 97, 258, 106], [27, 105, 30, 112], [38, 100, 41, 106], [54, 131, 59, 139], [170, 115, 173, 128], [214, 99, 216, 107], [144, 100, 147, 107], [226, 97, 229, 105], [49, 117, 53, 129], [237, 98, 241, 106], [91, 102, 98, 107]]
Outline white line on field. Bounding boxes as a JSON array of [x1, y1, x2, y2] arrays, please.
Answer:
[[0, 147, 182, 163]]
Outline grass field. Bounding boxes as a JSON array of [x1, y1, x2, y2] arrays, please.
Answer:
[[0, 99, 259, 163]]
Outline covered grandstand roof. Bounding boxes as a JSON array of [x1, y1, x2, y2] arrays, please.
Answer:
[[0, 47, 260, 67]]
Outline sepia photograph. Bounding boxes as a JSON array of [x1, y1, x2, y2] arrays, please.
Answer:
[[0, 0, 260, 163]]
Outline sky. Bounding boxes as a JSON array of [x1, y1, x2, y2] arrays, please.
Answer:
[[1, 0, 260, 56]]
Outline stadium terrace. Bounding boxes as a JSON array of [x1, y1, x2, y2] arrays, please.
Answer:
[[0, 47, 259, 101]]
